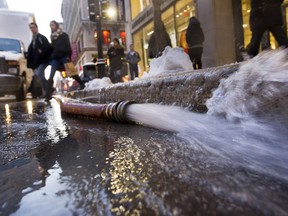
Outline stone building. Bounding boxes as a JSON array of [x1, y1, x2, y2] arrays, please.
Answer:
[[61, 0, 127, 72], [61, 0, 288, 74], [0, 0, 8, 8], [129, 0, 288, 72]]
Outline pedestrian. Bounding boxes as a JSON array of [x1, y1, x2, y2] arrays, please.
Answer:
[[27, 22, 52, 97], [185, 16, 205, 69], [247, 0, 288, 57], [45, 20, 85, 101], [126, 44, 141, 80], [107, 38, 125, 83]]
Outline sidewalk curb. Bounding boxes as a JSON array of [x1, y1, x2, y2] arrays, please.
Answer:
[[65, 63, 239, 113]]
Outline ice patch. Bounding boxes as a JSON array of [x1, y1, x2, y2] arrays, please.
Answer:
[[84, 77, 113, 91], [143, 46, 193, 78]]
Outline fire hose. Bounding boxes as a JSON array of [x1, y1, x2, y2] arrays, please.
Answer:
[[57, 99, 135, 123]]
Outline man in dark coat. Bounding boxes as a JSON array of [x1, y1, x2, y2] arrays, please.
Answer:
[[248, 0, 288, 57], [126, 44, 141, 80], [186, 17, 205, 69], [27, 22, 52, 96], [107, 38, 125, 83]]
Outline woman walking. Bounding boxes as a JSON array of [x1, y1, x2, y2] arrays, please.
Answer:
[[45, 20, 84, 101], [185, 17, 205, 69]]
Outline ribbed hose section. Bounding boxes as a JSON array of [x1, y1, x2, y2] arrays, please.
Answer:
[[105, 101, 135, 123], [59, 100, 135, 123]]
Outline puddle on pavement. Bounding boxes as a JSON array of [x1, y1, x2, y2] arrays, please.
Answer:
[[0, 117, 288, 216], [0, 100, 288, 215]]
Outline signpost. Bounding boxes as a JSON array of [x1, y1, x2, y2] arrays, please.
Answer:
[[88, 0, 106, 78]]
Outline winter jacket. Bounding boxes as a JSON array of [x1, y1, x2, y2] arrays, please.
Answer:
[[126, 51, 140, 65], [250, 0, 284, 30], [27, 33, 52, 69], [185, 17, 205, 48], [107, 45, 124, 71], [51, 31, 72, 59]]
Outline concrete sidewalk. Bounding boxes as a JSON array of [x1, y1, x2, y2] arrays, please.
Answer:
[[66, 63, 239, 113]]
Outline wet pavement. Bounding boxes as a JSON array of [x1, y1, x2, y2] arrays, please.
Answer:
[[0, 99, 288, 216]]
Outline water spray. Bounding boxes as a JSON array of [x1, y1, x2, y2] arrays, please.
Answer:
[[57, 98, 135, 123]]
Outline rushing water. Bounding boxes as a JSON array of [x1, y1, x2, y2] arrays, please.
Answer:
[[127, 49, 288, 181]]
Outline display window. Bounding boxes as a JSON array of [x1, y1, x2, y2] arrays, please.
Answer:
[[175, 1, 195, 53], [131, 0, 195, 74], [130, 0, 151, 20]]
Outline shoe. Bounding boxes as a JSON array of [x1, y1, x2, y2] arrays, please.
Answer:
[[45, 96, 52, 102]]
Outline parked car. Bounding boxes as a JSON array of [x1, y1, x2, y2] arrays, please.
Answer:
[[0, 38, 33, 101]]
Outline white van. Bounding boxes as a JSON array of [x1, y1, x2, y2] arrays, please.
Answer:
[[0, 9, 35, 100]]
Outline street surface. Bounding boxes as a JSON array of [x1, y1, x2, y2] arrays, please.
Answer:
[[0, 98, 287, 216]]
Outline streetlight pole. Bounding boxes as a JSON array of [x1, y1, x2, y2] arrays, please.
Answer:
[[95, 0, 106, 78]]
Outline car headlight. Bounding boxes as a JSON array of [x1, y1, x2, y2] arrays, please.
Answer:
[[8, 67, 19, 75]]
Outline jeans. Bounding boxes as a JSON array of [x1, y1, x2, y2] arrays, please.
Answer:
[[49, 56, 68, 80], [36, 63, 48, 92], [129, 64, 139, 80]]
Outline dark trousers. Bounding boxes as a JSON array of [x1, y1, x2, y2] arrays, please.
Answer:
[[248, 26, 288, 57], [129, 64, 139, 80], [109, 69, 123, 83], [188, 47, 203, 69]]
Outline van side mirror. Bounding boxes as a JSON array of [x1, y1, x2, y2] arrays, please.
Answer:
[[24, 51, 28, 59]]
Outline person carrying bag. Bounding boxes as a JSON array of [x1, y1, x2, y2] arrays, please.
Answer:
[[45, 20, 85, 102]]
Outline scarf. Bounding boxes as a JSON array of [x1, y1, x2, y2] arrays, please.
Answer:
[[51, 28, 63, 41]]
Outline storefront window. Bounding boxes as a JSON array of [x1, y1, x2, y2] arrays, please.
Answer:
[[130, 0, 151, 20], [132, 30, 144, 75], [94, 30, 111, 46], [120, 31, 126, 46], [175, 1, 195, 52], [132, 21, 153, 74], [102, 30, 111, 45], [284, 0, 288, 36], [241, 0, 250, 48], [161, 6, 176, 47], [131, 0, 195, 74]]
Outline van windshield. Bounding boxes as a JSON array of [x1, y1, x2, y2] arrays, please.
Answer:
[[0, 38, 21, 53]]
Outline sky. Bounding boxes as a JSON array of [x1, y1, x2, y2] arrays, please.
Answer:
[[6, 0, 63, 39]]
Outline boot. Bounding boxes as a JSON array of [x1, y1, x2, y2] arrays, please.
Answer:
[[71, 75, 85, 90], [45, 79, 54, 101]]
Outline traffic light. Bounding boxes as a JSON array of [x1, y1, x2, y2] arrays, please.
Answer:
[[88, 0, 111, 21], [101, 0, 110, 20], [88, 0, 96, 22]]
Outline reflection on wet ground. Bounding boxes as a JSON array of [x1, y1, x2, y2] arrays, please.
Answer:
[[0, 100, 288, 216]]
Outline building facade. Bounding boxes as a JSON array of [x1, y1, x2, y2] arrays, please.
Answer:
[[0, 0, 8, 8], [61, 0, 127, 72], [129, 0, 288, 72], [62, 0, 288, 74]]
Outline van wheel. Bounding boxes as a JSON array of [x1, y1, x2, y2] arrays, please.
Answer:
[[16, 79, 26, 101]]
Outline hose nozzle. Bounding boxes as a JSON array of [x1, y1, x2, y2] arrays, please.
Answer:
[[105, 101, 135, 123]]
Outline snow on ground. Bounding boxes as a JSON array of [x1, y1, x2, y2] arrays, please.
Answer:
[[84, 77, 113, 91], [83, 47, 193, 91], [142, 46, 194, 78]]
